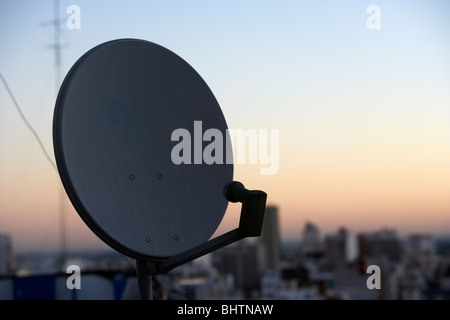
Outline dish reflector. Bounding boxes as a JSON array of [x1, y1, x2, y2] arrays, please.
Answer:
[[53, 39, 233, 260]]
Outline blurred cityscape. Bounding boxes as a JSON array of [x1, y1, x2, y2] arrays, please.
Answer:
[[1, 205, 450, 300]]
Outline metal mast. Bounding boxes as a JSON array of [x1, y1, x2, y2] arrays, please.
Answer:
[[48, 0, 66, 269]]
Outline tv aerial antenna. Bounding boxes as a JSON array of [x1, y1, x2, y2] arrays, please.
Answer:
[[53, 39, 267, 299], [41, 0, 68, 269]]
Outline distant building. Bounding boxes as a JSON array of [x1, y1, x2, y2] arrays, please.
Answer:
[[408, 234, 435, 256], [324, 227, 359, 268], [301, 221, 322, 258], [214, 240, 264, 298], [360, 228, 403, 263], [259, 205, 281, 271], [345, 231, 359, 263], [261, 270, 279, 299], [324, 235, 344, 269], [406, 233, 437, 280], [0, 234, 13, 276]]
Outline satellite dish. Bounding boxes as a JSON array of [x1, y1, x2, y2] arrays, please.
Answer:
[[53, 38, 267, 299]]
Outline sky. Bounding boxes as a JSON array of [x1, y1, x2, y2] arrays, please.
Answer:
[[0, 0, 450, 253]]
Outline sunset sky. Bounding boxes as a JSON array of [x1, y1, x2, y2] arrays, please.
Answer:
[[1, 0, 450, 253]]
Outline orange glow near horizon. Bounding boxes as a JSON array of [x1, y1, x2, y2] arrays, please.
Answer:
[[1, 1, 450, 253]]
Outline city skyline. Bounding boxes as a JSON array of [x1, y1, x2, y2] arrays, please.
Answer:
[[1, 1, 450, 253], [3, 218, 449, 300]]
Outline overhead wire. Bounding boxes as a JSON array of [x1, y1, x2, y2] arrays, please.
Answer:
[[0, 72, 57, 171]]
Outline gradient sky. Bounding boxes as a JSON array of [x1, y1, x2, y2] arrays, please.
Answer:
[[1, 0, 450, 252]]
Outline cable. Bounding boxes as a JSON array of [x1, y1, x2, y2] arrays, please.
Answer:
[[0, 72, 57, 171]]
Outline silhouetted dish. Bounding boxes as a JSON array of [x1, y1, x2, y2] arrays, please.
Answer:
[[53, 39, 233, 260]]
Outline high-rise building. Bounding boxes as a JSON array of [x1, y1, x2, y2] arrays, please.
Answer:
[[215, 240, 264, 298], [0, 234, 13, 276], [360, 228, 403, 262], [324, 227, 359, 268], [259, 205, 281, 271], [301, 221, 322, 257], [345, 230, 358, 263]]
